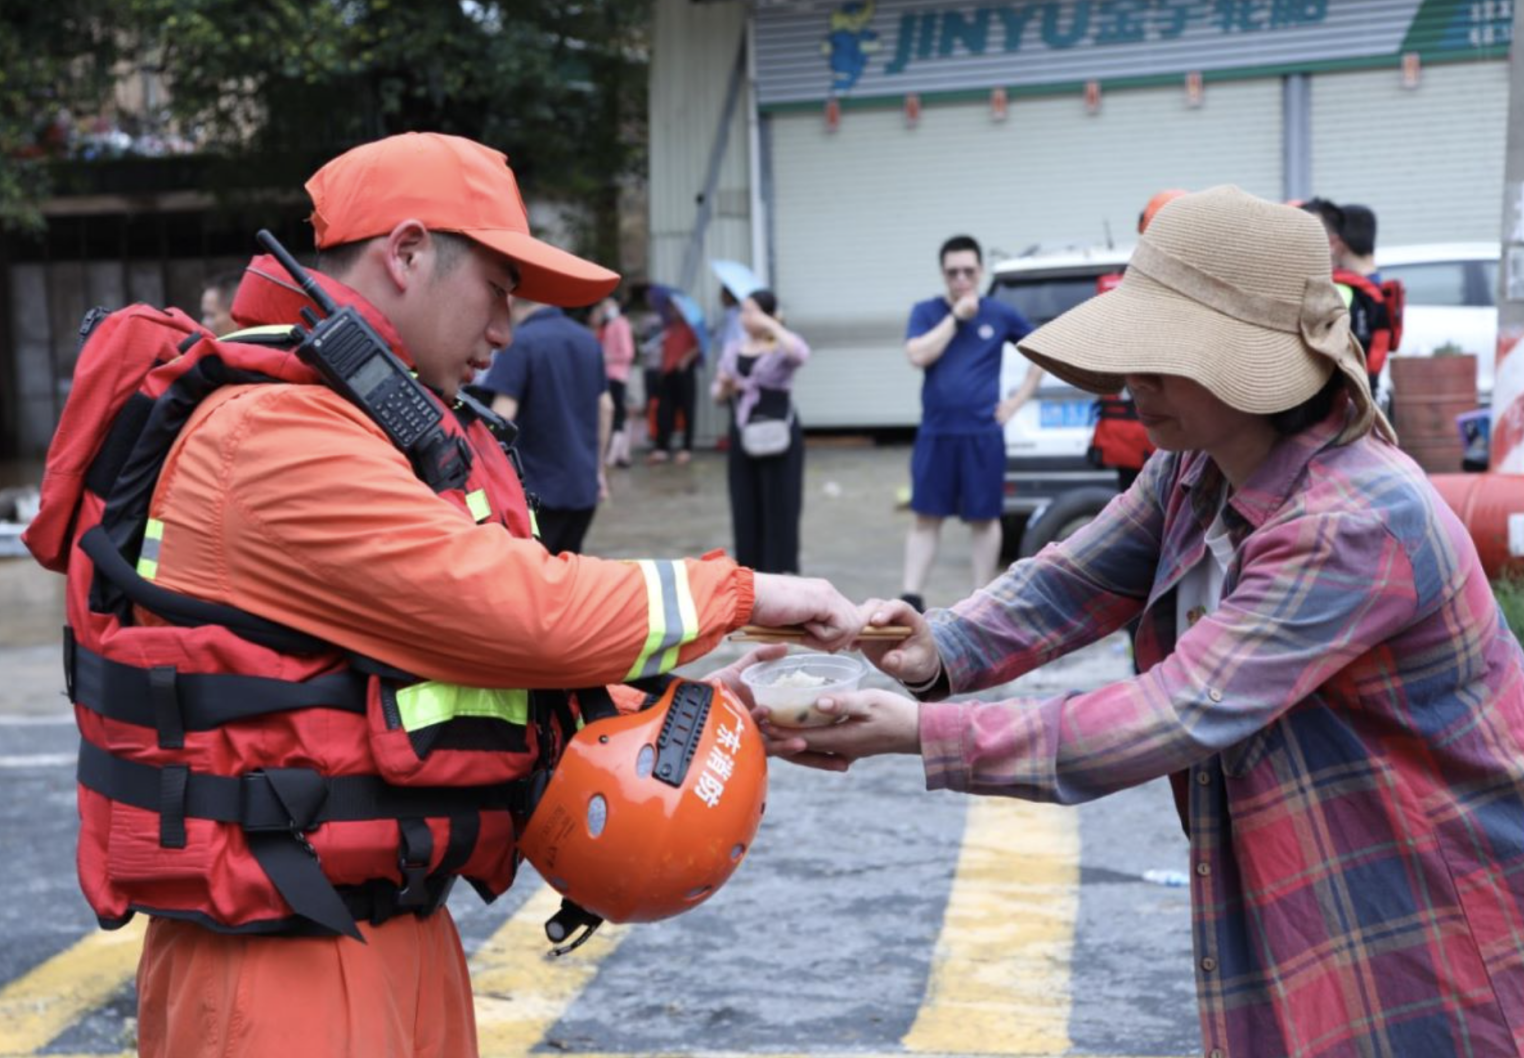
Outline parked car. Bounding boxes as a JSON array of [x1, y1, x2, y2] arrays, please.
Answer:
[[988, 246, 1132, 557], [987, 241, 1502, 556], [1375, 242, 1498, 405]]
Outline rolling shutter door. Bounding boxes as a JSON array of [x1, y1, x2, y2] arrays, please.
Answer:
[[770, 81, 1283, 427], [1310, 60, 1506, 244]]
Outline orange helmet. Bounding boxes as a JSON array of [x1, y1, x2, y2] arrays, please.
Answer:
[[1139, 188, 1188, 234], [520, 678, 767, 951]]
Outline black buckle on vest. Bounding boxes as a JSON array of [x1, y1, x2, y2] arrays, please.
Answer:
[[395, 818, 434, 909]]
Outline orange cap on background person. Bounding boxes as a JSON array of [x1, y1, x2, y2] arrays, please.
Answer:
[[1138, 188, 1188, 235], [305, 131, 620, 307]]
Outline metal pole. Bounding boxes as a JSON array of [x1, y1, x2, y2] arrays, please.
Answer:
[[1281, 74, 1311, 204], [744, 13, 771, 287], [1494, 6, 1524, 472], [678, 32, 748, 294]]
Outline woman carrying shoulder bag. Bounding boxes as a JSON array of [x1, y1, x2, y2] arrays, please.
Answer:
[[711, 289, 810, 573]]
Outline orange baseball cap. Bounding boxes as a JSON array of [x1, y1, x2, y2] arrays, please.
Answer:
[[306, 132, 619, 307], [1138, 188, 1188, 234]]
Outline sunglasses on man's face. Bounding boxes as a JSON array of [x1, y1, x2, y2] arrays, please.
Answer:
[[943, 266, 978, 279]]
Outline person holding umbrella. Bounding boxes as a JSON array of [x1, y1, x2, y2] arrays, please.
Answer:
[[646, 285, 708, 465], [711, 258, 764, 355]]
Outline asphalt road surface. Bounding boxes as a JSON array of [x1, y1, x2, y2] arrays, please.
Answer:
[[0, 443, 1199, 1058]]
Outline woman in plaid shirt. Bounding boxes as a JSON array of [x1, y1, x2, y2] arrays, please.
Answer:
[[761, 187, 1524, 1057]]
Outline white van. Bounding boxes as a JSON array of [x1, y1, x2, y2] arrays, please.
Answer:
[[987, 247, 1132, 557], [1376, 243, 1498, 404]]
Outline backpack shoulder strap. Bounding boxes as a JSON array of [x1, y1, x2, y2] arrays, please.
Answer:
[[1332, 268, 1384, 304], [220, 324, 301, 346]]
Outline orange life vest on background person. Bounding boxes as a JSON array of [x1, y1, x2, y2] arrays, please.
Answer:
[[24, 279, 564, 939], [1332, 268, 1404, 376], [1090, 394, 1155, 472], [1086, 273, 1156, 473]]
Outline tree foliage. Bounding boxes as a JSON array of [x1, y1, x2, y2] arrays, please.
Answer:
[[0, 1, 126, 231], [1, 0, 649, 262]]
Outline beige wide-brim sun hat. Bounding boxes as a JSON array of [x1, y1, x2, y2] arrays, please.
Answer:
[[1018, 185, 1394, 444]]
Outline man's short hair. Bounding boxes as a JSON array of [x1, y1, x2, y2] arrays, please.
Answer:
[[939, 235, 982, 265], [1299, 197, 1345, 239], [1340, 205, 1377, 257], [204, 270, 243, 305], [316, 230, 475, 278]]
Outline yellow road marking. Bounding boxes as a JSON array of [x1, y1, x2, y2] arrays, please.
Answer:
[[472, 884, 632, 1057], [903, 798, 1080, 1055], [0, 918, 143, 1055], [0, 848, 1200, 1058]]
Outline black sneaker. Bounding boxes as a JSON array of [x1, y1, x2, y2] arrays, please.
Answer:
[[899, 592, 926, 614]]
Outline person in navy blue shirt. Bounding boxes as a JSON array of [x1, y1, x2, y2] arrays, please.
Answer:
[[900, 234, 1039, 612], [482, 300, 613, 554]]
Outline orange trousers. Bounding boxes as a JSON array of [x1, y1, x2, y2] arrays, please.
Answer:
[[136, 911, 477, 1058]]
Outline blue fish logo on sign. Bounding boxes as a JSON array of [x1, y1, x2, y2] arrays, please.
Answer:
[[821, 0, 881, 94]]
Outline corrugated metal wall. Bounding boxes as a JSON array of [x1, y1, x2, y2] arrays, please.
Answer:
[[771, 79, 1283, 427], [1309, 59, 1507, 244], [648, 0, 758, 445]]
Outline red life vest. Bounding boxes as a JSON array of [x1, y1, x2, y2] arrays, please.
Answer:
[[1086, 275, 1156, 473], [25, 271, 564, 939], [1089, 394, 1155, 472]]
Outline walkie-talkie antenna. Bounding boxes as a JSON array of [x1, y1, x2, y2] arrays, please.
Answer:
[[256, 230, 339, 318]]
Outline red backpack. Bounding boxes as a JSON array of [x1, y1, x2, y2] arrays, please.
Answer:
[[1332, 269, 1404, 376]]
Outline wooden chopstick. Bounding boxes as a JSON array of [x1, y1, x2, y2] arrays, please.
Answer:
[[729, 624, 913, 643]]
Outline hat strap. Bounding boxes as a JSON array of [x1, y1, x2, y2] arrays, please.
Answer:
[[1128, 241, 1302, 333]]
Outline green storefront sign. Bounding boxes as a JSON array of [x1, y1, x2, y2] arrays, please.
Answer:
[[759, 0, 1511, 109]]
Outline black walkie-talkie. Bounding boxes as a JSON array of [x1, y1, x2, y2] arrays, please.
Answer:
[[255, 230, 470, 492]]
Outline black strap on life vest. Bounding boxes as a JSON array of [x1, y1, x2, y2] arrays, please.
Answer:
[[69, 639, 367, 749], [80, 526, 330, 656], [77, 739, 530, 940], [85, 392, 157, 500]]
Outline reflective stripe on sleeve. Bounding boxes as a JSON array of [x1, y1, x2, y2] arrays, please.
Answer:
[[625, 559, 701, 680], [136, 518, 164, 580], [465, 489, 491, 523], [393, 682, 529, 732]]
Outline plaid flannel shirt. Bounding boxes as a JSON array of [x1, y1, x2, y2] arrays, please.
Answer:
[[921, 411, 1524, 1057]]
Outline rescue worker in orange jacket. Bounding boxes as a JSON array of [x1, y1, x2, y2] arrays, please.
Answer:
[[28, 132, 859, 1058]]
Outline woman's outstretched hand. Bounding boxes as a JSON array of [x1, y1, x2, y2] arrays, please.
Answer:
[[761, 688, 921, 772], [854, 598, 940, 686]]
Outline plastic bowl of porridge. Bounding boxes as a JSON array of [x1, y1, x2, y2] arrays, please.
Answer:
[[740, 653, 867, 728]]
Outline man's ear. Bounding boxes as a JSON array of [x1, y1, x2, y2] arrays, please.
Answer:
[[381, 220, 432, 292]]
